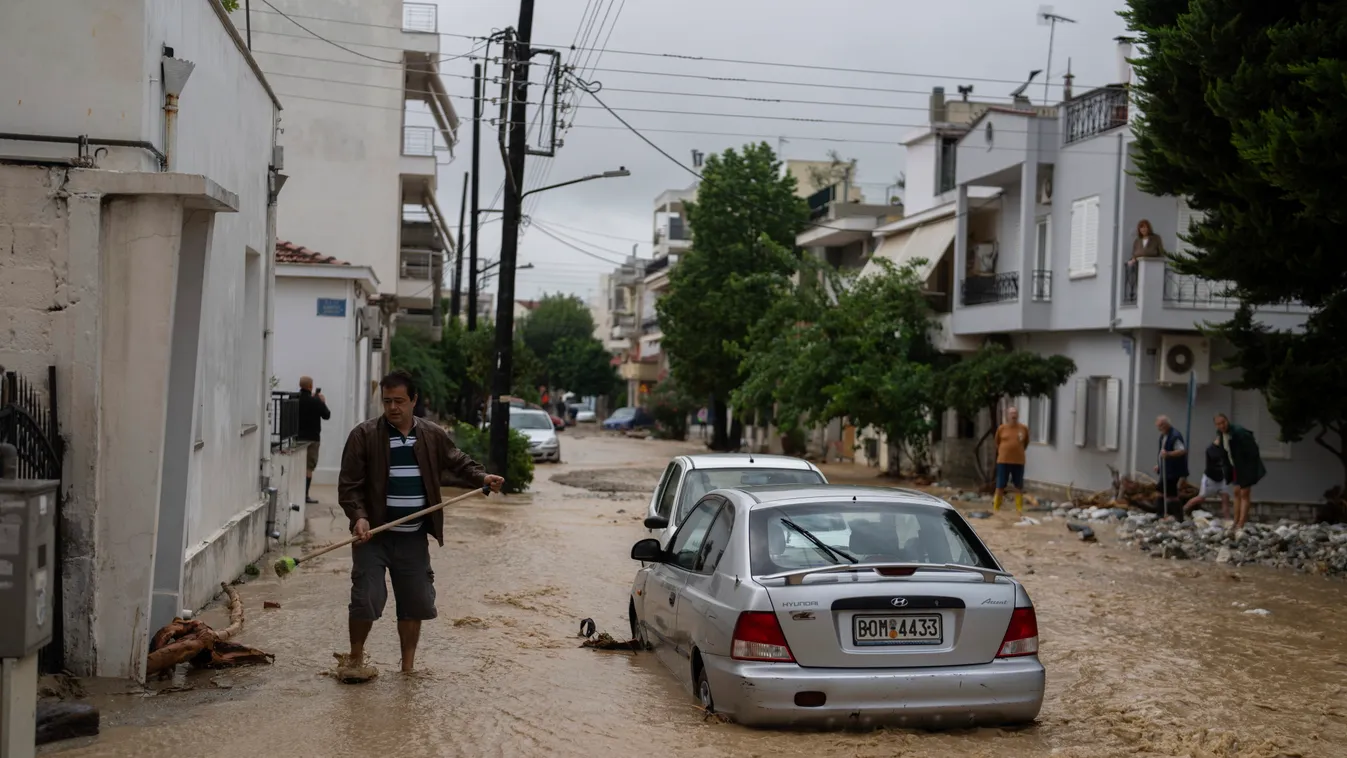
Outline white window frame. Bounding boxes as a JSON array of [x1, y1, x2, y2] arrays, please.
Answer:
[[1068, 196, 1101, 280], [1073, 376, 1120, 451], [1233, 389, 1291, 460], [1028, 393, 1054, 445]]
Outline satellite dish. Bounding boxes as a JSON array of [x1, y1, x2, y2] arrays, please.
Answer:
[[1037, 5, 1054, 25]]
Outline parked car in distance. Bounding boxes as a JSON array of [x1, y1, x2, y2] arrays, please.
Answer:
[[602, 406, 655, 431], [571, 404, 597, 423], [510, 409, 561, 463], [642, 454, 826, 547], [627, 484, 1043, 729]]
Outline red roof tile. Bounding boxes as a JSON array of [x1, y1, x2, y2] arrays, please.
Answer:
[[275, 240, 350, 266]]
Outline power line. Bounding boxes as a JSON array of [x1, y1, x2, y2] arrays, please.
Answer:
[[529, 219, 636, 258], [528, 224, 628, 266], [254, 0, 487, 65], [528, 218, 648, 245]]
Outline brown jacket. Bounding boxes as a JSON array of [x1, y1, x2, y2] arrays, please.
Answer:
[[1131, 234, 1165, 261], [337, 416, 487, 546]]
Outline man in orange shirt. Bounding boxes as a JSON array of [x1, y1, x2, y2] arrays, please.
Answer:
[[993, 406, 1031, 513]]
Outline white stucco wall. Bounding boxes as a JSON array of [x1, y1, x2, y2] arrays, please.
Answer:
[[903, 136, 938, 216], [247, 0, 406, 292], [273, 275, 370, 482]]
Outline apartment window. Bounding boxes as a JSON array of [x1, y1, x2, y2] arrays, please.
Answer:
[[1073, 376, 1121, 451], [1019, 394, 1054, 445], [1232, 389, 1291, 460], [1175, 196, 1206, 256], [937, 136, 959, 194], [1068, 196, 1101, 279], [241, 249, 264, 428]]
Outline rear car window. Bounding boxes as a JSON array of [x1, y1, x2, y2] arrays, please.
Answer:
[[749, 501, 997, 575], [676, 468, 823, 524]]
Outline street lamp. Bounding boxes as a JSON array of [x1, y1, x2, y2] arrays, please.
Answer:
[[520, 167, 630, 199], [490, 166, 632, 475]]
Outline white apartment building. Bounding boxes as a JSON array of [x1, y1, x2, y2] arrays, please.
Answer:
[[0, 0, 306, 681], [243, 0, 459, 335], [864, 41, 1332, 509]]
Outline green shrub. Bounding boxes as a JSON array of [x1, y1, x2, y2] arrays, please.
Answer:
[[649, 376, 698, 441], [781, 427, 808, 457], [452, 423, 534, 494]]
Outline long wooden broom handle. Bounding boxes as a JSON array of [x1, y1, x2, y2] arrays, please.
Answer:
[[299, 485, 491, 563]]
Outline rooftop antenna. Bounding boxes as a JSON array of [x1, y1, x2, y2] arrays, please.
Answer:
[[1009, 70, 1043, 107], [690, 149, 704, 168], [957, 84, 974, 102], [1037, 5, 1077, 106]]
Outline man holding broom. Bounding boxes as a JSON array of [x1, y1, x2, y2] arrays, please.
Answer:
[[337, 370, 504, 682]]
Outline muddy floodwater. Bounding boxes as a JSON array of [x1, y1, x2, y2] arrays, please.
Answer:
[[46, 434, 1347, 758]]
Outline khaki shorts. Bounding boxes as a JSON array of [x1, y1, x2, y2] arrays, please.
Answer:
[[305, 441, 320, 471], [348, 531, 437, 622]]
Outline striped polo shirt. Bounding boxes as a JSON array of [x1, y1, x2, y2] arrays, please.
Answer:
[[386, 420, 428, 533]]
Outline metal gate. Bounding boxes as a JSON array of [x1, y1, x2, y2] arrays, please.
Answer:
[[1, 366, 65, 672]]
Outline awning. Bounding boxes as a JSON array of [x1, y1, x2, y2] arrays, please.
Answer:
[[861, 216, 956, 284]]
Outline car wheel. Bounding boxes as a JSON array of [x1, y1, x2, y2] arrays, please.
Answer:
[[696, 663, 714, 712], [628, 601, 649, 650]]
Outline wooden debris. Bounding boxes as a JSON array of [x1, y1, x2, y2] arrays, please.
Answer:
[[580, 632, 644, 652], [146, 583, 273, 677]]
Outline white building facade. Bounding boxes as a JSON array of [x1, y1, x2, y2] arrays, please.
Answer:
[[0, 0, 305, 681], [272, 242, 381, 484]]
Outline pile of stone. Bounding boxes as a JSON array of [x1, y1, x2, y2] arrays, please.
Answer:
[[1117, 511, 1347, 575], [1053, 505, 1131, 522]]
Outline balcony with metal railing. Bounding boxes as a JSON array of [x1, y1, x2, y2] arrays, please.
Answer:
[[1064, 86, 1130, 146], [961, 272, 1020, 306], [1118, 258, 1310, 331], [1030, 270, 1052, 303], [403, 125, 436, 158]]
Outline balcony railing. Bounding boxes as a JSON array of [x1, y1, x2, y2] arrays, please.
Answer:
[[961, 272, 1020, 306], [1064, 86, 1130, 146], [270, 391, 299, 450], [1031, 270, 1052, 302], [807, 184, 837, 221], [400, 250, 434, 280], [644, 255, 672, 276], [402, 2, 438, 33], [641, 316, 660, 332], [403, 125, 435, 157]]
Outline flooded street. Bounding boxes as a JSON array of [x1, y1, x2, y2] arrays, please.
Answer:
[[48, 434, 1347, 758]]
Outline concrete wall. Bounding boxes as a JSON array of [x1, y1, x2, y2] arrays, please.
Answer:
[[273, 274, 368, 482], [247, 0, 406, 292], [904, 136, 938, 215], [1044, 131, 1127, 332], [955, 112, 1030, 187]]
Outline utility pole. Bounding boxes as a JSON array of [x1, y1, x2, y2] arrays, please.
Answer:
[[489, 2, 535, 476], [468, 63, 484, 332], [451, 172, 467, 320], [430, 224, 443, 333]]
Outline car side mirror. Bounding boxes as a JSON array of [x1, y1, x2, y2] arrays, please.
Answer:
[[643, 515, 669, 530], [631, 538, 665, 562]]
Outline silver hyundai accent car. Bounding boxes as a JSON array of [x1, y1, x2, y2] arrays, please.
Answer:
[[627, 484, 1044, 728]]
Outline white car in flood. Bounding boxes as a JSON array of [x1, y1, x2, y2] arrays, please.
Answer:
[[510, 409, 561, 463]]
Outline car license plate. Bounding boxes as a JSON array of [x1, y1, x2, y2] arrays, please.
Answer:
[[852, 614, 942, 646]]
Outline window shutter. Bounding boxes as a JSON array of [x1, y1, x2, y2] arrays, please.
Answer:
[[1069, 200, 1086, 274], [1102, 378, 1122, 451], [1016, 395, 1030, 424], [1073, 377, 1088, 447], [1083, 198, 1100, 272], [1175, 197, 1206, 256]]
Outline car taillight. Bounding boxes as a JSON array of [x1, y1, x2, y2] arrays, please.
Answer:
[[997, 607, 1039, 658], [731, 611, 795, 662]]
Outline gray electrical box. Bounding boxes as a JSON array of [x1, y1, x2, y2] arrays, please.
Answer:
[[0, 479, 58, 659]]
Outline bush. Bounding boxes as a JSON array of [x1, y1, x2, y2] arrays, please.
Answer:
[[781, 427, 808, 457], [649, 376, 698, 441], [452, 423, 534, 494]]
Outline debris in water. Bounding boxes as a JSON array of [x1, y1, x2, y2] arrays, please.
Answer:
[[332, 652, 378, 684], [146, 583, 273, 677], [263, 601, 281, 609], [453, 616, 488, 628], [580, 633, 644, 652], [578, 618, 597, 638], [1244, 608, 1272, 616], [1014, 516, 1041, 527], [35, 701, 99, 746], [966, 511, 993, 519]]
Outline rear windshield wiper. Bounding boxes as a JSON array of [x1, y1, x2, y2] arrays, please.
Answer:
[[779, 517, 858, 565]]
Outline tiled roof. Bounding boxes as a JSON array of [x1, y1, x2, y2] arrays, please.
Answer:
[[275, 240, 350, 266], [515, 299, 540, 310]]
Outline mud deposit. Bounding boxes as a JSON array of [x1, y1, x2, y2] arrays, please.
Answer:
[[46, 435, 1347, 758]]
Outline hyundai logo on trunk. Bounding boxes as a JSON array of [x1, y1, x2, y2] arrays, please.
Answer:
[[890, 598, 909, 608]]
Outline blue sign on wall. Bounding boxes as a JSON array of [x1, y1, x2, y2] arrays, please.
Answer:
[[316, 298, 347, 317]]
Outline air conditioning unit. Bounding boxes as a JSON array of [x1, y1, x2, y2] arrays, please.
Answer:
[[1158, 334, 1210, 385], [359, 305, 380, 339]]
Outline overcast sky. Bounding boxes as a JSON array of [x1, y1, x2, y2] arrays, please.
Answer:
[[428, 0, 1131, 303]]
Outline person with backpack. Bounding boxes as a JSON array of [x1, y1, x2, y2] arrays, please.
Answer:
[[1215, 413, 1266, 531]]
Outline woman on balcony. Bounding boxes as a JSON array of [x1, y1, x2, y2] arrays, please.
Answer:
[[1128, 219, 1165, 265]]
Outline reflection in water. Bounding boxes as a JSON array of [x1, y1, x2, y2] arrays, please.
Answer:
[[47, 437, 1347, 758]]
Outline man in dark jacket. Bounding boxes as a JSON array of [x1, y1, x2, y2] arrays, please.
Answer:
[[1154, 415, 1189, 520], [297, 376, 331, 504], [1183, 440, 1233, 520], [1216, 413, 1266, 531], [337, 370, 503, 682]]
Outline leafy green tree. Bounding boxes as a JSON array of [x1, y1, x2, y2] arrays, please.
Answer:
[[222, 0, 239, 11], [390, 328, 454, 413], [939, 345, 1076, 484], [520, 293, 597, 367], [1125, 0, 1347, 486], [649, 374, 699, 440], [453, 423, 533, 494], [548, 336, 618, 398], [658, 142, 809, 449]]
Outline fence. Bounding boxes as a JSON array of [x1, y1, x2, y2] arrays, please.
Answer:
[[403, 125, 436, 157], [271, 391, 300, 450], [0, 366, 66, 673], [1064, 86, 1130, 146], [1031, 270, 1052, 302], [961, 272, 1019, 306]]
